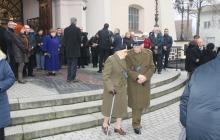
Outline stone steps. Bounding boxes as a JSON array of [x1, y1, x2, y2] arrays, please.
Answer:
[[5, 86, 185, 140], [9, 72, 181, 111], [5, 71, 186, 140], [5, 71, 187, 140], [10, 73, 186, 126]]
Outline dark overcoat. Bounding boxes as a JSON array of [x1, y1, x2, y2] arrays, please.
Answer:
[[180, 55, 220, 140], [64, 24, 81, 58]]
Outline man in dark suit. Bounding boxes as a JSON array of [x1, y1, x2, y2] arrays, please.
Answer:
[[64, 17, 81, 82], [97, 23, 113, 73], [149, 27, 163, 74]]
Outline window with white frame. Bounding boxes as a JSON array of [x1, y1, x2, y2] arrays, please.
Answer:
[[129, 7, 139, 32], [204, 21, 211, 29]]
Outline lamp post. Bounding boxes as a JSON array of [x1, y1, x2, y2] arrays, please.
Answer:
[[177, 0, 193, 41], [154, 0, 159, 27], [186, 0, 193, 40]]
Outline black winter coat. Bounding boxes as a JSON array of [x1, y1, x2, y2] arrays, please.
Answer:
[[123, 37, 134, 50], [35, 34, 44, 54], [185, 44, 202, 72], [0, 26, 7, 54], [98, 28, 112, 50], [80, 32, 89, 57], [200, 49, 217, 65], [64, 24, 81, 58]]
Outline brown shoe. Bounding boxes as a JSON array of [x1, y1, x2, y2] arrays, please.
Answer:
[[114, 128, 126, 135], [102, 126, 111, 135]]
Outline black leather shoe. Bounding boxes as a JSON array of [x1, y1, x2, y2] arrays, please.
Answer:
[[134, 128, 141, 135], [97, 70, 102, 73]]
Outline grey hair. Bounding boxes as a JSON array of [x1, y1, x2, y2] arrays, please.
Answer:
[[70, 17, 77, 25], [114, 28, 120, 34]]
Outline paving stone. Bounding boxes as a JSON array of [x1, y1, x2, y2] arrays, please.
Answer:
[[35, 103, 181, 140]]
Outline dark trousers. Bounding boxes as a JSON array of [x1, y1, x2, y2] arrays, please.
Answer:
[[0, 128, 4, 140], [67, 57, 78, 81], [92, 56, 98, 66], [153, 53, 163, 72], [23, 55, 35, 76], [98, 49, 110, 71], [91, 49, 98, 66], [8, 55, 17, 78], [162, 50, 170, 69], [132, 108, 143, 129], [78, 57, 86, 67]]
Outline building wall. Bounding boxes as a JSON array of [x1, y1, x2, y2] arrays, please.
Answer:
[[109, 0, 155, 36], [200, 10, 220, 47], [54, 0, 87, 30], [159, 0, 177, 40], [22, 0, 39, 24], [86, 0, 106, 37]]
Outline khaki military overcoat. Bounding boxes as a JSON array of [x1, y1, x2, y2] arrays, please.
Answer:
[[126, 49, 155, 109], [101, 54, 128, 118]]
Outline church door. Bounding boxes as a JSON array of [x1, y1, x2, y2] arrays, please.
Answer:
[[39, 0, 52, 34]]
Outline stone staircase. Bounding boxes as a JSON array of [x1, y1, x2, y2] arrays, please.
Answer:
[[5, 70, 187, 140]]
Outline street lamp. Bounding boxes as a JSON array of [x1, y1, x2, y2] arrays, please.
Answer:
[[175, 0, 193, 41], [186, 0, 193, 40], [154, 0, 159, 27]]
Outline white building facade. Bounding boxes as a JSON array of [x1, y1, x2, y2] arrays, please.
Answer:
[[200, 4, 220, 48], [21, 0, 177, 38]]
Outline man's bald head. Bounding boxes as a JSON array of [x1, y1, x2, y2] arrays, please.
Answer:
[[23, 25, 31, 33], [197, 38, 204, 48], [153, 26, 160, 35]]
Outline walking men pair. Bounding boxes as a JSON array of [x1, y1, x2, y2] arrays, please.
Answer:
[[101, 41, 155, 135]]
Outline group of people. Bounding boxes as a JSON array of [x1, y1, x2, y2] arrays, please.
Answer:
[[91, 25, 173, 75], [0, 18, 67, 83], [185, 35, 218, 79], [0, 16, 174, 86]]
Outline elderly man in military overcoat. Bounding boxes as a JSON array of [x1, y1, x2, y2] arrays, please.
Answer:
[[126, 42, 155, 134]]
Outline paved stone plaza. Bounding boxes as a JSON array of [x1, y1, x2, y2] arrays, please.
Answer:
[[34, 103, 182, 140]]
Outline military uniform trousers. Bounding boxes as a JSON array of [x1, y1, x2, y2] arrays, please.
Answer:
[[132, 108, 144, 129]]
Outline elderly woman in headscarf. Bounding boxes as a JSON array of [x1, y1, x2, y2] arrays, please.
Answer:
[[101, 45, 128, 136]]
